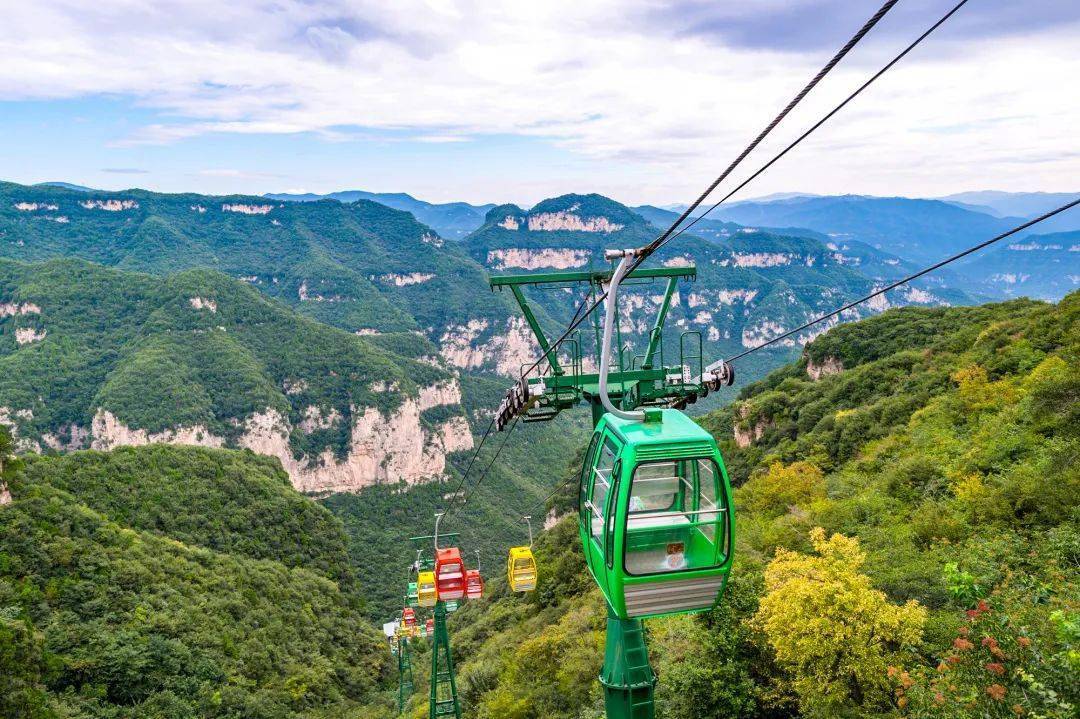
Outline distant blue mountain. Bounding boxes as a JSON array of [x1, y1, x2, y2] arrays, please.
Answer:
[[700, 195, 1025, 265], [36, 181, 98, 192], [939, 191, 1080, 233], [954, 230, 1080, 300], [267, 189, 494, 239], [940, 191, 1078, 218]]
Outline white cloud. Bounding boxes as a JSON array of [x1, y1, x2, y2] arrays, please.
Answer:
[[196, 168, 282, 181], [1, 1, 1077, 202]]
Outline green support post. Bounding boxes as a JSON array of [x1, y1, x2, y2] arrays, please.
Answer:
[[398, 637, 414, 714], [600, 605, 657, 719], [642, 276, 678, 370], [429, 602, 461, 718], [509, 284, 563, 375]]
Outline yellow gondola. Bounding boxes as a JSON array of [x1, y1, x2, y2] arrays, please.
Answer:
[[507, 546, 537, 592], [507, 515, 537, 592], [417, 570, 438, 607]]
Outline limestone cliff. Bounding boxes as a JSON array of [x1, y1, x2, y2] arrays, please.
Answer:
[[21, 379, 475, 496]]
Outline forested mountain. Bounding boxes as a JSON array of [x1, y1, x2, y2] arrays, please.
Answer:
[[951, 230, 1080, 299], [415, 291, 1079, 719], [463, 193, 969, 392], [0, 181, 537, 377], [0, 444, 396, 719], [266, 189, 494, 239], [0, 258, 472, 495]]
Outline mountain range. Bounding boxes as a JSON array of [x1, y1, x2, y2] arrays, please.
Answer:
[[1, 180, 1074, 492], [272, 187, 1079, 300], [265, 189, 494, 239]]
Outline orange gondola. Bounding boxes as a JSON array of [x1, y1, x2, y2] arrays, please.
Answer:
[[435, 547, 466, 600], [402, 607, 417, 627]]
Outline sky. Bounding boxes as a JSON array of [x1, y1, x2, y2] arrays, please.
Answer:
[[1, 0, 1077, 206]]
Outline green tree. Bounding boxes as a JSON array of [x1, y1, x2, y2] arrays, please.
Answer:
[[0, 615, 57, 719]]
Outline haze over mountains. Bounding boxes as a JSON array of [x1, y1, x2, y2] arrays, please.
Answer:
[[269, 187, 1078, 301]]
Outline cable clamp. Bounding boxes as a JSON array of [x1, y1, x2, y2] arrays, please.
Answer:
[[603, 247, 645, 261]]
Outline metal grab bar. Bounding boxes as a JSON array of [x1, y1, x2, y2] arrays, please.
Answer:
[[627, 507, 728, 521]]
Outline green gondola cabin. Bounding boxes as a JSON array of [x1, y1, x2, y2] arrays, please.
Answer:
[[578, 408, 735, 619]]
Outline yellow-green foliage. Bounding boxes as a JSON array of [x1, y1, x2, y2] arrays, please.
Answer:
[[738, 460, 826, 516], [756, 528, 927, 716]]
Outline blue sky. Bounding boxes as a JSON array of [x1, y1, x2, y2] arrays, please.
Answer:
[[1, 1, 1077, 206]]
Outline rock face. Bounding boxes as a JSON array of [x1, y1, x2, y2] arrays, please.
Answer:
[[733, 404, 772, 448], [189, 297, 217, 312], [222, 203, 273, 215], [526, 211, 623, 233], [486, 248, 590, 270], [379, 272, 434, 286], [91, 411, 224, 450], [15, 327, 46, 345], [0, 481, 10, 505], [0, 302, 41, 317], [80, 199, 138, 211], [83, 380, 475, 495], [438, 316, 535, 376], [807, 356, 844, 380], [732, 252, 794, 268]]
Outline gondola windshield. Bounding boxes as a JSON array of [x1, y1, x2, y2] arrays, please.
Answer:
[[624, 456, 726, 576]]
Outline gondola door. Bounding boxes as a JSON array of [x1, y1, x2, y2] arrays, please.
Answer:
[[579, 429, 622, 609]]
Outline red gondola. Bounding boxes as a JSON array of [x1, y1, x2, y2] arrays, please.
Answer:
[[402, 607, 417, 627], [435, 547, 465, 600], [465, 568, 484, 600], [425, 618, 434, 636]]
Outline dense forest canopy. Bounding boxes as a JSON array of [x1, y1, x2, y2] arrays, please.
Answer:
[[0, 445, 396, 719]]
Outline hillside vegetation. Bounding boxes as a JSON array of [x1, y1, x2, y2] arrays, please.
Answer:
[[0, 180, 525, 343], [426, 292, 1079, 719], [0, 444, 396, 719]]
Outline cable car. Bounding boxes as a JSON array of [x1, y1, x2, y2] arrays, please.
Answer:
[[402, 607, 417, 627], [445, 599, 459, 613], [406, 581, 419, 608], [507, 515, 537, 592], [507, 546, 537, 592], [465, 568, 484, 599], [435, 547, 466, 600], [417, 571, 438, 607], [578, 407, 734, 619], [425, 618, 434, 636]]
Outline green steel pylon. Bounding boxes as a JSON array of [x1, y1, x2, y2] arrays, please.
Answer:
[[599, 604, 657, 719], [397, 636, 414, 714], [429, 601, 461, 718]]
